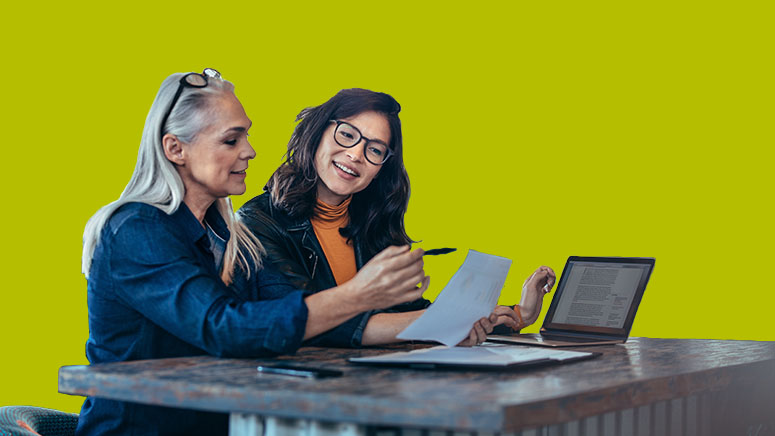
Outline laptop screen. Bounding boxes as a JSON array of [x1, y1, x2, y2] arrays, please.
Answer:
[[542, 257, 654, 338]]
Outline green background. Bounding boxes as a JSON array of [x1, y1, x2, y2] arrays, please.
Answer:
[[1, 0, 772, 413]]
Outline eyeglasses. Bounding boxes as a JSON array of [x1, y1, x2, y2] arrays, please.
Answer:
[[160, 68, 221, 138], [329, 120, 393, 165]]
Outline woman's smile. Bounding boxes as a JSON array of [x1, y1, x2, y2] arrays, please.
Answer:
[[333, 160, 360, 179], [231, 168, 248, 178]]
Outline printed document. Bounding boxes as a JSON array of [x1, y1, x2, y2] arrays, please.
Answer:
[[396, 249, 511, 346]]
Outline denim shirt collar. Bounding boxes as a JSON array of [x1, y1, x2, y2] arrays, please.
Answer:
[[172, 202, 231, 245]]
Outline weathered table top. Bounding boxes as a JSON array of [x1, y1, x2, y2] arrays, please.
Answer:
[[59, 338, 775, 431]]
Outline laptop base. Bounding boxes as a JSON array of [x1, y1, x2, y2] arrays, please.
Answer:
[[487, 333, 624, 348]]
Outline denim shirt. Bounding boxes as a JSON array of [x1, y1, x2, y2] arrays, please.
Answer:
[[76, 202, 310, 436]]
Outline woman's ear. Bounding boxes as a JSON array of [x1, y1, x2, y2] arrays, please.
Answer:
[[162, 133, 185, 166]]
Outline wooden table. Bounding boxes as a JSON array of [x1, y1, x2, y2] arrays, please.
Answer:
[[59, 338, 775, 436]]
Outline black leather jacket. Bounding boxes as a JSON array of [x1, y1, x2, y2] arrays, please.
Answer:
[[238, 192, 430, 347]]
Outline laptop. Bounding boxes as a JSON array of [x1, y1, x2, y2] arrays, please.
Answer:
[[487, 256, 655, 347]]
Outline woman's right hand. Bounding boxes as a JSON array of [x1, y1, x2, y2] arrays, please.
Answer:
[[457, 313, 497, 347], [346, 245, 429, 311]]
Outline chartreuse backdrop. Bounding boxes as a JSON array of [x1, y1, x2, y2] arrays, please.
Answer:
[[1, 0, 772, 414]]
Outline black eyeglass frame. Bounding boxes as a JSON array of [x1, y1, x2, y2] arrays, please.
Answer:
[[328, 119, 394, 165], [160, 68, 221, 138]]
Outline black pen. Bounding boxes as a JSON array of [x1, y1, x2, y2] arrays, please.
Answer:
[[423, 248, 457, 256]]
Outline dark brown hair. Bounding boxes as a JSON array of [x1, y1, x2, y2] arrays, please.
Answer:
[[266, 88, 412, 255]]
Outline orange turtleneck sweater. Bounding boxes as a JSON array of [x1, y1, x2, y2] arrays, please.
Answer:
[[310, 197, 357, 285]]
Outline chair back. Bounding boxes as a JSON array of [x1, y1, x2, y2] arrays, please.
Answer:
[[0, 406, 78, 436]]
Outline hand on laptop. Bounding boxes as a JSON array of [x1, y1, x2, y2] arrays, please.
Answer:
[[458, 306, 524, 346], [518, 266, 557, 326], [458, 266, 556, 345]]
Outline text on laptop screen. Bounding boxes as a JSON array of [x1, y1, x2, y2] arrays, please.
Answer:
[[551, 261, 650, 329]]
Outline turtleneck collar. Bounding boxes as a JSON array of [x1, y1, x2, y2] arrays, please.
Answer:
[[312, 196, 352, 228]]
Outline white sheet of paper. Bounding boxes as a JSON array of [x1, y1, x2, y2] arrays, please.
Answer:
[[396, 249, 512, 346], [350, 343, 592, 366]]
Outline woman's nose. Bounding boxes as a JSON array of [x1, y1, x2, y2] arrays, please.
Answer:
[[345, 142, 365, 162], [242, 140, 256, 160]]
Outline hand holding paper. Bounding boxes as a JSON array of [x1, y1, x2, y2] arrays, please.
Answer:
[[397, 250, 512, 346]]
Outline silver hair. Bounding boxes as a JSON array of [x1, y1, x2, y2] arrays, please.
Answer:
[[82, 72, 264, 284]]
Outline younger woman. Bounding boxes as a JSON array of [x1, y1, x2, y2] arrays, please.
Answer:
[[239, 88, 555, 347]]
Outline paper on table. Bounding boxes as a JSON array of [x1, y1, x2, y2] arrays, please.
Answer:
[[396, 249, 512, 346], [349, 343, 592, 367]]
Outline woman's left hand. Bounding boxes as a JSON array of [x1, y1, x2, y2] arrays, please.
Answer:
[[518, 265, 556, 326]]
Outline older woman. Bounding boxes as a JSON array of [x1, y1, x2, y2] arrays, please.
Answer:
[[77, 71, 431, 435], [238, 88, 556, 347]]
